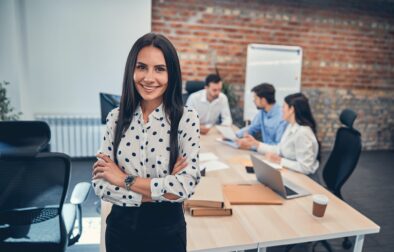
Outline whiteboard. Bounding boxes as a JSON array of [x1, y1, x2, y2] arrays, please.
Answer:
[[243, 44, 302, 121]]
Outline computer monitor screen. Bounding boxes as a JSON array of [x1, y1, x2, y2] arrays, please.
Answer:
[[99, 93, 121, 124]]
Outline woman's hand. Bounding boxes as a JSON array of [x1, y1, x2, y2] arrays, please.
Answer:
[[172, 156, 188, 175], [200, 125, 211, 135], [265, 152, 282, 164], [142, 195, 152, 202], [92, 153, 126, 188]]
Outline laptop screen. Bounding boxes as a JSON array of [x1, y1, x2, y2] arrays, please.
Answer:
[[250, 154, 287, 197]]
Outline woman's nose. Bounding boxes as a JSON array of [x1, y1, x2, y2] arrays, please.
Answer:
[[143, 70, 154, 82]]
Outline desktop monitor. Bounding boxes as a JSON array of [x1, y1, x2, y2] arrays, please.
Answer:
[[99, 93, 121, 124]]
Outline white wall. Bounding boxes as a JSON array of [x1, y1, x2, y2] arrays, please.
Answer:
[[0, 0, 23, 114], [0, 0, 151, 119]]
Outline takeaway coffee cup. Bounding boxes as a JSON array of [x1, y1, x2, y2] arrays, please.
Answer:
[[312, 194, 329, 217]]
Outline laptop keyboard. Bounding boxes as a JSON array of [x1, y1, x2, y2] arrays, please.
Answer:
[[284, 186, 297, 196]]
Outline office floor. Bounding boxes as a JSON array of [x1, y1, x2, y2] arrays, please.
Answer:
[[66, 150, 394, 252]]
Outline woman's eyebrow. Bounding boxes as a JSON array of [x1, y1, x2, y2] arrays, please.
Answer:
[[136, 62, 147, 66], [155, 64, 167, 68]]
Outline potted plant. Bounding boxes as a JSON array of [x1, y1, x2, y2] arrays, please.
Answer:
[[0, 81, 22, 121], [215, 67, 244, 128]]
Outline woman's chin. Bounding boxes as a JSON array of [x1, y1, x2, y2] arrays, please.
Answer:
[[139, 92, 163, 102]]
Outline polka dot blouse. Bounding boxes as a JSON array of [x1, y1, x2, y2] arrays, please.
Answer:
[[92, 103, 201, 207]]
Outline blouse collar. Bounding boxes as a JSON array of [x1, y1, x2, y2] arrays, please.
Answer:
[[134, 103, 165, 122]]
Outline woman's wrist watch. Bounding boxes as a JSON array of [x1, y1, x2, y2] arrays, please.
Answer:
[[124, 175, 136, 191]]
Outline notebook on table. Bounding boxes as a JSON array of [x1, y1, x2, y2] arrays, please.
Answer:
[[215, 125, 239, 148], [223, 184, 283, 205], [185, 177, 232, 216]]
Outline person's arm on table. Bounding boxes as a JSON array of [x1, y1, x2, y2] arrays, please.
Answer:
[[236, 113, 261, 138]]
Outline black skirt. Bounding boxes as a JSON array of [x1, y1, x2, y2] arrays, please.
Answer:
[[105, 202, 186, 252]]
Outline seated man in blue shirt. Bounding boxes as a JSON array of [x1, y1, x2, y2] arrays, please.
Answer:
[[236, 83, 287, 150]]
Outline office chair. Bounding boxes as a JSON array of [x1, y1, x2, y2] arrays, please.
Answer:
[[0, 121, 91, 252], [182, 80, 205, 104], [97, 92, 121, 213], [286, 109, 362, 252], [0, 121, 50, 155], [99, 92, 121, 124]]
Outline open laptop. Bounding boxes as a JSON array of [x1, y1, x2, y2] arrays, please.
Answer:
[[250, 154, 310, 199], [216, 125, 239, 148]]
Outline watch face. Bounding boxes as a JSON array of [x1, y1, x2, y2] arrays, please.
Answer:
[[125, 176, 133, 183]]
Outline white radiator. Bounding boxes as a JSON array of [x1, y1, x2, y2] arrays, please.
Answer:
[[35, 115, 104, 158]]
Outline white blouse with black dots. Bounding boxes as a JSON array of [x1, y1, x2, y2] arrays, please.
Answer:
[[92, 104, 201, 207]]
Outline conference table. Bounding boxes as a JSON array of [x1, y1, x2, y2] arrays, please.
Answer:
[[100, 127, 380, 252]]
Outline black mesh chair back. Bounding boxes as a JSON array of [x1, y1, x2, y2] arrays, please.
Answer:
[[183, 80, 205, 105], [99, 92, 121, 124], [0, 152, 71, 252], [0, 121, 50, 156], [185, 80, 205, 94], [322, 109, 362, 199]]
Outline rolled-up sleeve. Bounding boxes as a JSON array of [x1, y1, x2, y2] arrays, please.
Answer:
[[150, 108, 200, 202], [236, 112, 261, 138], [92, 108, 142, 207]]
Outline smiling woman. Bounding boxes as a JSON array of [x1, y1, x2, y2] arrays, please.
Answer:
[[134, 46, 169, 104], [91, 33, 201, 252]]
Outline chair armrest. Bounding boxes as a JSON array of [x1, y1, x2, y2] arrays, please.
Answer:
[[70, 182, 91, 205]]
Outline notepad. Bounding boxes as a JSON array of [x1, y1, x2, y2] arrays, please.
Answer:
[[223, 184, 283, 205]]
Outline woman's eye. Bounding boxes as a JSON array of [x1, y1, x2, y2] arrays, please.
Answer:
[[136, 65, 146, 70], [156, 67, 166, 72]]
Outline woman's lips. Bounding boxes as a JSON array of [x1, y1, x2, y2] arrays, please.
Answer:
[[140, 84, 160, 93]]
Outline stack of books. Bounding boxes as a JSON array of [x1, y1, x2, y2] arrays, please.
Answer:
[[185, 177, 232, 217]]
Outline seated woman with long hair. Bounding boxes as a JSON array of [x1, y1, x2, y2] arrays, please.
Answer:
[[239, 93, 319, 175]]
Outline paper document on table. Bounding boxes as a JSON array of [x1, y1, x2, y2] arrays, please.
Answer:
[[216, 125, 238, 141], [201, 160, 230, 172], [216, 138, 239, 149], [199, 152, 219, 162]]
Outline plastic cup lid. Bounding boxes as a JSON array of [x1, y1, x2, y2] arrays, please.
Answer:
[[313, 194, 329, 205]]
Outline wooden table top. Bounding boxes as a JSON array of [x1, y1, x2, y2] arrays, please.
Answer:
[[101, 127, 380, 252]]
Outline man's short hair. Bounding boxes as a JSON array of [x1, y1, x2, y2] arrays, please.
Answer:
[[251, 83, 276, 104], [205, 74, 221, 86]]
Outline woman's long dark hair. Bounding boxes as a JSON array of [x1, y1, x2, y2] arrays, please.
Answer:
[[284, 93, 320, 161], [113, 33, 184, 173]]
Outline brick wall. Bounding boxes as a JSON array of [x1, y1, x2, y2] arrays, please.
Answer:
[[152, 0, 394, 150]]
